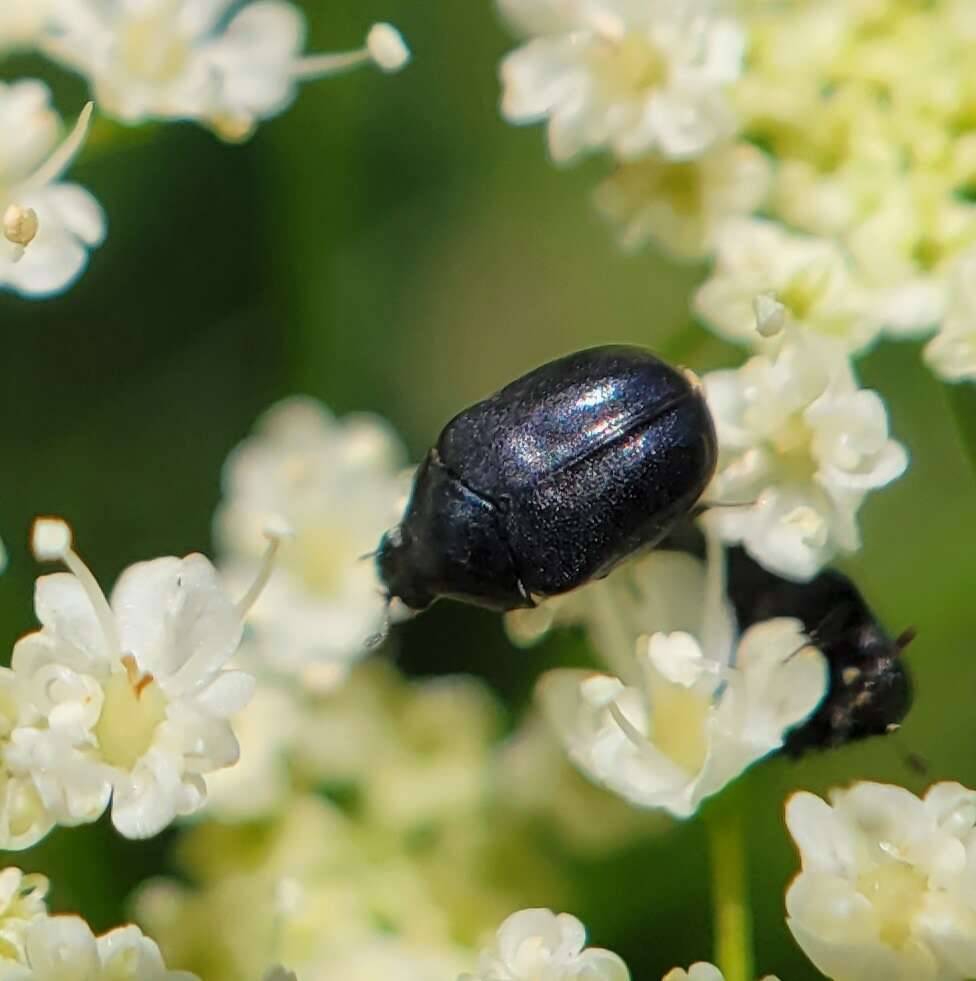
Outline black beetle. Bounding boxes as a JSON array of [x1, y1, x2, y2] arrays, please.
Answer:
[[724, 546, 914, 757], [377, 345, 717, 612]]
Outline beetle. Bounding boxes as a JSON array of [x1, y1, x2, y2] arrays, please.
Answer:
[[377, 345, 717, 612], [724, 546, 915, 757]]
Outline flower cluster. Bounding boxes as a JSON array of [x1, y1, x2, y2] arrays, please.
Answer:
[[41, 3, 409, 141], [0, 866, 194, 980], [497, 0, 764, 268], [786, 781, 976, 981], [0, 517, 283, 845], [498, 0, 976, 387], [702, 328, 908, 579], [2, 1, 973, 980], [214, 396, 411, 690], [135, 661, 575, 979], [0, 2, 409, 299]]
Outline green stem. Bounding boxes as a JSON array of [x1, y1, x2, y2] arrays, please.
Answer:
[[704, 788, 754, 981], [946, 382, 976, 485]]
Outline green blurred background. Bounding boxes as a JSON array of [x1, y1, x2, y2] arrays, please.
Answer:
[[2, 2, 976, 978]]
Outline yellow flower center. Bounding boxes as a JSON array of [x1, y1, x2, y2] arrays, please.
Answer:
[[780, 264, 830, 321], [649, 684, 710, 775], [857, 857, 928, 949], [601, 34, 668, 93], [770, 414, 818, 482], [94, 656, 167, 770], [284, 525, 360, 595], [119, 1, 191, 83]]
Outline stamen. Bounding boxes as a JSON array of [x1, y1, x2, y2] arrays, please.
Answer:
[[31, 517, 121, 655], [20, 102, 94, 192], [607, 700, 659, 759], [783, 505, 828, 547], [293, 23, 410, 79], [236, 517, 293, 617], [121, 653, 154, 697], [366, 23, 411, 72]]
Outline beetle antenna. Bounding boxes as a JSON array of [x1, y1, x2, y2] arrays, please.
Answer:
[[359, 548, 380, 561], [888, 730, 927, 775], [894, 626, 917, 654]]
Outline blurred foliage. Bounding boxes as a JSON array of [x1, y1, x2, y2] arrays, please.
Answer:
[[2, 2, 976, 979]]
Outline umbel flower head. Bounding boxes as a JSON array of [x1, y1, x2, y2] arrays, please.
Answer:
[[42, 0, 410, 141], [703, 326, 908, 581], [460, 908, 630, 981], [593, 141, 771, 260], [215, 397, 411, 689], [0, 865, 196, 980], [0, 868, 48, 964], [732, 0, 976, 361], [532, 540, 828, 818], [6, 516, 285, 840], [0, 81, 103, 297], [497, 0, 744, 163], [786, 781, 976, 981]]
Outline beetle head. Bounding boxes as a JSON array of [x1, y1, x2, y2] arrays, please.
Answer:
[[376, 524, 436, 612]]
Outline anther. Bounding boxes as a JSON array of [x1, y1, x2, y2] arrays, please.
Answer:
[[4, 204, 38, 250], [121, 653, 154, 697]]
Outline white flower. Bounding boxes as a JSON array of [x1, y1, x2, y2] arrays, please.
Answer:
[[43, 2, 409, 140], [0, 868, 49, 964], [593, 141, 771, 259], [537, 544, 827, 818], [693, 219, 880, 353], [460, 908, 630, 981], [215, 397, 410, 687], [0, 1, 52, 52], [924, 253, 976, 382], [5, 916, 196, 980], [786, 781, 976, 981], [663, 965, 779, 981], [498, 0, 744, 163], [6, 517, 283, 839], [847, 185, 976, 339], [703, 330, 908, 580], [0, 671, 54, 852], [0, 81, 103, 298]]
